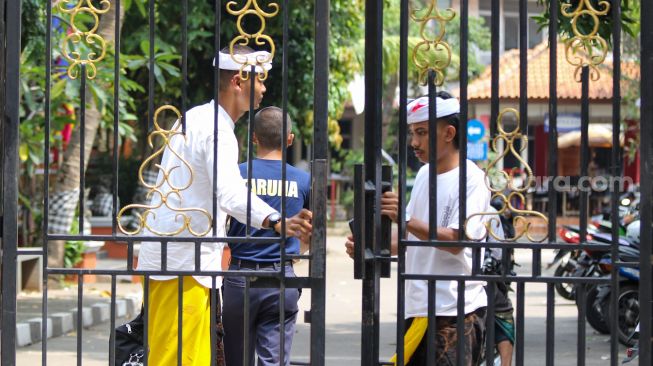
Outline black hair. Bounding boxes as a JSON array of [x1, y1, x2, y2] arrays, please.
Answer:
[[436, 90, 460, 149], [217, 45, 255, 91], [253, 106, 293, 151]]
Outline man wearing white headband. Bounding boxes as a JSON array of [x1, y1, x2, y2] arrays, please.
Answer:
[[346, 91, 491, 365], [138, 44, 312, 366]]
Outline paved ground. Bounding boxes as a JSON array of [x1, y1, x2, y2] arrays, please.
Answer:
[[16, 233, 628, 365]]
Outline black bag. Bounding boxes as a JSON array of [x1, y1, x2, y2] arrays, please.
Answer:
[[114, 309, 145, 366]]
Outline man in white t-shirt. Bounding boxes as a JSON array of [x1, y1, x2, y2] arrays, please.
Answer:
[[346, 91, 491, 365]]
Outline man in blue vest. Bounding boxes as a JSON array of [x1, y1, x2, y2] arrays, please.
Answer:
[[223, 106, 311, 366]]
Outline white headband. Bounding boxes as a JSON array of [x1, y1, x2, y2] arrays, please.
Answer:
[[406, 96, 460, 124], [213, 50, 273, 73]]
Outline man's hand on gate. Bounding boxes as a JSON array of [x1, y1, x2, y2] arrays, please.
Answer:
[[281, 209, 313, 243], [380, 191, 399, 223], [345, 235, 355, 259]]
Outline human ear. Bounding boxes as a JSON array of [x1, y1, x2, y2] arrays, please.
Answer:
[[287, 133, 295, 147]]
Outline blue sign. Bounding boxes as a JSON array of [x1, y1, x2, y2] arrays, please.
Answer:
[[467, 142, 488, 161], [467, 119, 486, 143]]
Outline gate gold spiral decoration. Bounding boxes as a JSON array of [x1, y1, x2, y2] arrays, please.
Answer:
[[226, 0, 279, 81], [465, 108, 548, 242], [410, 0, 455, 86], [58, 0, 111, 80], [117, 105, 212, 236], [561, 0, 611, 81]]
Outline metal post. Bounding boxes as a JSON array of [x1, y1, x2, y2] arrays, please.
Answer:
[[1, 1, 21, 364], [362, 0, 383, 363], [311, 0, 329, 364], [639, 0, 653, 363]]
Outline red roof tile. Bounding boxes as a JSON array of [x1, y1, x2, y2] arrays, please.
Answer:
[[465, 41, 638, 101]]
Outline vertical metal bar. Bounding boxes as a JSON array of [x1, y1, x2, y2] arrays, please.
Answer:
[[161, 240, 168, 271], [490, 0, 500, 137], [545, 0, 559, 275], [458, 0, 468, 241], [576, 283, 586, 366], [212, 0, 221, 237], [639, 0, 653, 362], [1, 4, 21, 362], [243, 277, 251, 366], [246, 65, 255, 234], [43, 0, 53, 363], [148, 0, 155, 132], [79, 64, 87, 233], [178, 276, 183, 366], [363, 0, 383, 360], [545, 283, 555, 366], [77, 274, 84, 366], [279, 0, 289, 359], [518, 0, 528, 134], [195, 241, 201, 272], [516, 282, 525, 366], [427, 280, 436, 366], [109, 276, 117, 365], [181, 0, 188, 134], [279, 278, 286, 365], [210, 277, 217, 366], [609, 2, 622, 364], [396, 0, 409, 363], [428, 71, 437, 241], [485, 281, 496, 366], [311, 2, 329, 364], [112, 0, 121, 235], [143, 275, 150, 366], [579, 66, 589, 243], [456, 281, 465, 366]]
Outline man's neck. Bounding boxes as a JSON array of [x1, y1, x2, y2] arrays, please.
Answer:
[[217, 92, 243, 122], [256, 149, 283, 160], [435, 150, 460, 174]]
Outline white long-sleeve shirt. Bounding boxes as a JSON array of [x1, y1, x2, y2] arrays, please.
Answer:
[[137, 101, 277, 288]]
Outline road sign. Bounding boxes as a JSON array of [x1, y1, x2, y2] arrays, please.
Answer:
[[467, 142, 488, 161], [467, 119, 486, 143]]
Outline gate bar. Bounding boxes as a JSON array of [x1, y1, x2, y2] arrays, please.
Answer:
[[311, 0, 329, 363], [42, 0, 54, 363], [396, 0, 409, 363], [545, 0, 559, 266], [362, 0, 382, 363], [639, 0, 653, 362], [609, 1, 622, 364], [112, 0, 121, 235], [1, 0, 21, 363], [79, 64, 87, 234]]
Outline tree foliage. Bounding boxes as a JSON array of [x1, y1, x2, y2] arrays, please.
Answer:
[[120, 0, 364, 149]]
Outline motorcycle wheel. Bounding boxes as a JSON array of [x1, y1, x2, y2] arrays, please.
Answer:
[[585, 285, 610, 334], [610, 283, 639, 347], [554, 264, 575, 300]]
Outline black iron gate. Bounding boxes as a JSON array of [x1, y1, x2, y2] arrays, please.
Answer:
[[1, 0, 328, 365], [352, 0, 652, 365]]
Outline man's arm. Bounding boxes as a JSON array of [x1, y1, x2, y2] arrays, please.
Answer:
[[204, 132, 311, 239], [381, 191, 463, 254]]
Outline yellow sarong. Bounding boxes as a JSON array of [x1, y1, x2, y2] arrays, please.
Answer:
[[390, 317, 428, 365], [147, 276, 212, 366]]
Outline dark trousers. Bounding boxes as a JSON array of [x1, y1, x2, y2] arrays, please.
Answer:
[[222, 263, 300, 366], [405, 307, 487, 366]]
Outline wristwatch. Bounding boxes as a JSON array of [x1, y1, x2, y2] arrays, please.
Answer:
[[266, 212, 282, 230]]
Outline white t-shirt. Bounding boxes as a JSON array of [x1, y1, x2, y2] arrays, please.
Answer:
[[137, 101, 276, 288], [404, 159, 490, 317]]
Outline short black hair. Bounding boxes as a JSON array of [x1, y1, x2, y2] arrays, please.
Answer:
[[217, 45, 255, 91], [254, 107, 293, 151], [436, 90, 460, 149]]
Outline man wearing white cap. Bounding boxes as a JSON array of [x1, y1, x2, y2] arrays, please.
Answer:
[[137, 45, 312, 366], [346, 91, 491, 365]]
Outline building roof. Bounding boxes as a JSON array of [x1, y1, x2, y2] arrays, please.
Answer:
[[465, 41, 639, 102]]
